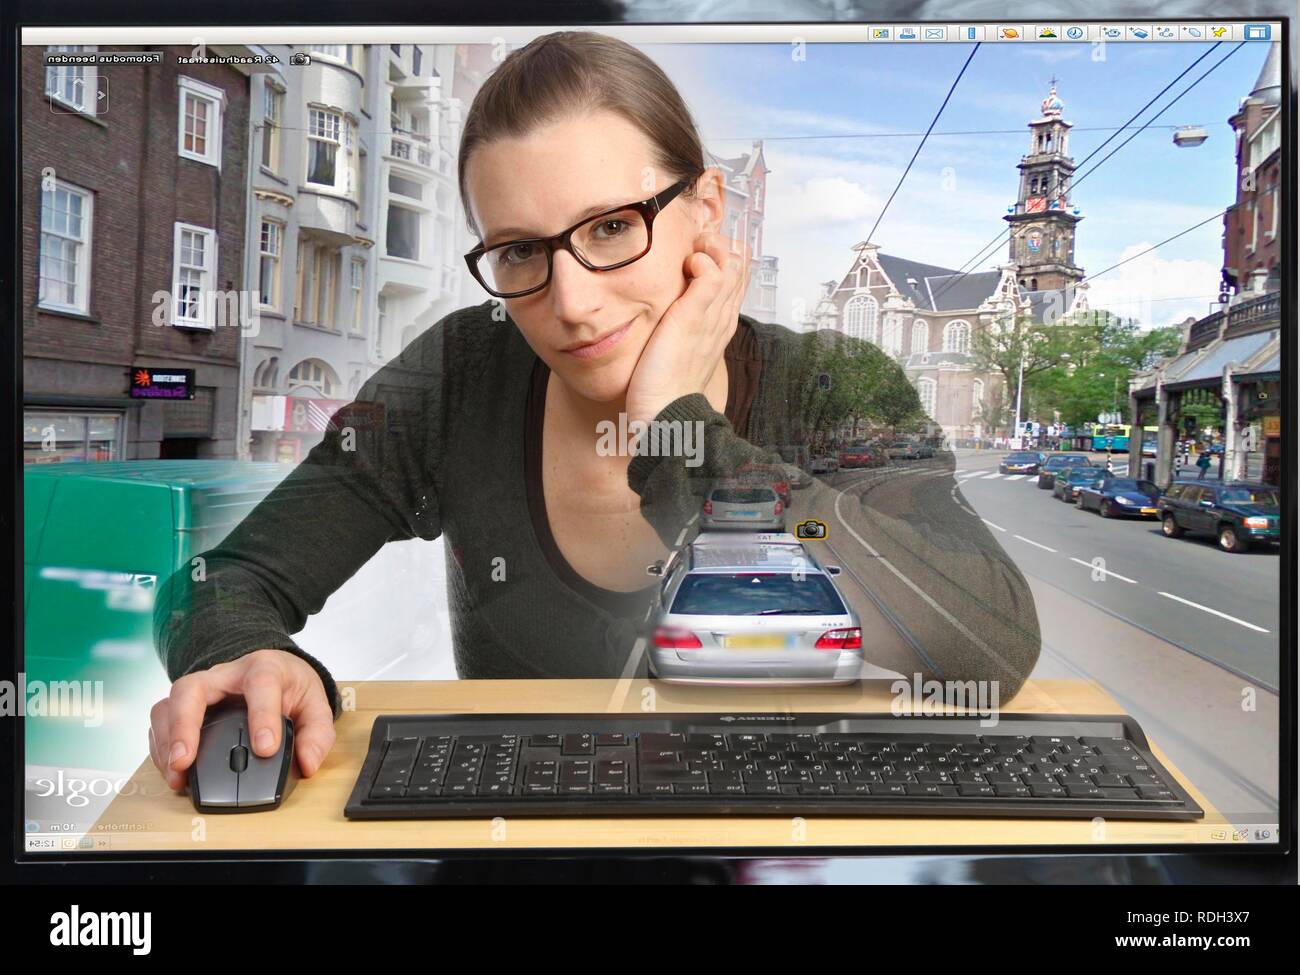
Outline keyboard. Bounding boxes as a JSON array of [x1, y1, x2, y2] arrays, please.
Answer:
[[344, 713, 1203, 821]]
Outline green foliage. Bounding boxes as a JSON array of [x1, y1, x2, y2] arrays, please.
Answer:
[[792, 330, 924, 440]]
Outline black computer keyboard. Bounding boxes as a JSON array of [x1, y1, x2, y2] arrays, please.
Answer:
[[344, 713, 1204, 820]]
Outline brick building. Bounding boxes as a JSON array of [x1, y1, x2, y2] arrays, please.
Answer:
[[23, 44, 264, 462]]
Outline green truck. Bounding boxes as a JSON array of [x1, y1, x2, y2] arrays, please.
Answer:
[[23, 460, 296, 777]]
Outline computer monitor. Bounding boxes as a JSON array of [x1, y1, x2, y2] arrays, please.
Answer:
[[5, 0, 1293, 888]]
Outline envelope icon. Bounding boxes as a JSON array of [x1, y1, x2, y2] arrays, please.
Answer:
[[924, 28, 945, 39]]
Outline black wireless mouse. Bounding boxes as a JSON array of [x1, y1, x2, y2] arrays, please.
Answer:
[[189, 699, 296, 813]]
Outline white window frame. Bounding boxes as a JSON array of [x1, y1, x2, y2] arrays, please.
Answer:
[[38, 177, 94, 315], [261, 82, 284, 173], [385, 202, 422, 261], [843, 294, 878, 344], [917, 378, 937, 418], [1267, 184, 1278, 240], [178, 76, 225, 168], [350, 258, 365, 333], [910, 319, 928, 355], [287, 359, 338, 398], [943, 319, 971, 354], [306, 106, 354, 194], [171, 222, 218, 329], [44, 45, 99, 115], [1246, 200, 1257, 254], [257, 219, 283, 310]]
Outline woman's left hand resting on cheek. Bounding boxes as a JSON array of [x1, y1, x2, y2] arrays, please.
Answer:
[[624, 232, 750, 427]]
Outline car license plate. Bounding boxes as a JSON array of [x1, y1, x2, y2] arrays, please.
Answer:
[[1140, 507, 1157, 514], [729, 511, 759, 517], [723, 635, 785, 649]]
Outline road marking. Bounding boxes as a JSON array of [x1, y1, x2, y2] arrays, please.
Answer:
[[951, 469, 968, 475], [1068, 557, 1138, 584], [957, 471, 984, 479], [1013, 534, 1057, 553], [981, 518, 1006, 532], [834, 481, 1018, 675], [1157, 591, 1270, 634], [981, 472, 1003, 479], [1004, 474, 1026, 481]]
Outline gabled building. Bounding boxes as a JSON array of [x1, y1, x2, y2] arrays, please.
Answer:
[[705, 140, 778, 320], [810, 83, 1089, 441]]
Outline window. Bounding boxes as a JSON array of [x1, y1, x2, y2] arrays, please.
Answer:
[[287, 359, 339, 397], [306, 107, 345, 188], [943, 319, 970, 354], [386, 204, 420, 260], [412, 45, 423, 75], [294, 236, 342, 326], [350, 259, 365, 333], [374, 293, 387, 360], [972, 379, 985, 415], [38, 179, 94, 314], [178, 76, 225, 167], [257, 220, 282, 308], [311, 44, 350, 62], [843, 294, 878, 344], [917, 378, 937, 418], [881, 314, 903, 354], [389, 173, 424, 199], [23, 412, 121, 464], [1267, 184, 1278, 239], [171, 223, 217, 328], [261, 83, 283, 172], [910, 319, 928, 355], [1246, 200, 1257, 254], [44, 45, 98, 113]]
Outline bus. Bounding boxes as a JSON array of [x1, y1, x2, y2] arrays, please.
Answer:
[[1088, 423, 1132, 452]]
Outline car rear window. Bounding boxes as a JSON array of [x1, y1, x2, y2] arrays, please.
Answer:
[[1048, 455, 1088, 466], [710, 487, 775, 504], [1220, 487, 1278, 505], [1108, 479, 1157, 493], [671, 572, 847, 616]]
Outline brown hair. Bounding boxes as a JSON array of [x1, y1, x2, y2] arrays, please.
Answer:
[[457, 31, 705, 237]]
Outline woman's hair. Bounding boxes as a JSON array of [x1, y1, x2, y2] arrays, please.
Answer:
[[457, 31, 705, 237]]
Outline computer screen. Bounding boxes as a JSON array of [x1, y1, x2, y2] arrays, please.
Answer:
[[10, 1, 1291, 875]]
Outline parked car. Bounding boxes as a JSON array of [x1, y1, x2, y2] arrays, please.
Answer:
[[1141, 439, 1158, 458], [809, 453, 839, 475], [1075, 475, 1161, 518], [914, 442, 936, 459], [1157, 481, 1280, 553], [1037, 453, 1094, 489], [998, 451, 1043, 475], [1053, 466, 1104, 502], [886, 441, 920, 460], [700, 482, 785, 531], [782, 463, 814, 491], [837, 445, 880, 469], [647, 532, 862, 684]]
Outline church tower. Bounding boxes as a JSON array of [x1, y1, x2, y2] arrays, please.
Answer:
[[1004, 80, 1084, 292]]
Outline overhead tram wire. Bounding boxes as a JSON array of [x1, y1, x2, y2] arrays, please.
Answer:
[[926, 42, 1242, 309], [863, 43, 980, 246]]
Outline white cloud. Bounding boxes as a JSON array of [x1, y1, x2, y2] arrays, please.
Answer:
[[1083, 243, 1222, 329]]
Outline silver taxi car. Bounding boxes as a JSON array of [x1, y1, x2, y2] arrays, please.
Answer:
[[647, 532, 863, 685]]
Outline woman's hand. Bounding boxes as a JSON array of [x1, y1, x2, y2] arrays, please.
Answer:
[[147, 648, 336, 791], [624, 231, 750, 427]]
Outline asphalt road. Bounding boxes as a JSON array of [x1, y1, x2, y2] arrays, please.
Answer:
[[785, 448, 1280, 826]]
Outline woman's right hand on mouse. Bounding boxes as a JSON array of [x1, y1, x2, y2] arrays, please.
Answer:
[[147, 649, 336, 791]]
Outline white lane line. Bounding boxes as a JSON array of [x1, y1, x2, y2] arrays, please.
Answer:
[[981, 472, 1003, 479], [1068, 556, 1138, 584], [1013, 534, 1057, 553], [1004, 474, 1026, 481], [1157, 591, 1270, 634], [981, 518, 1006, 532], [957, 471, 984, 479], [951, 469, 968, 475]]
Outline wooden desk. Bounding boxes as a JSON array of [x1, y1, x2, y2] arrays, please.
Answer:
[[92, 679, 1230, 851]]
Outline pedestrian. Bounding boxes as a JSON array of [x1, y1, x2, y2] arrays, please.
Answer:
[[1196, 450, 1212, 480]]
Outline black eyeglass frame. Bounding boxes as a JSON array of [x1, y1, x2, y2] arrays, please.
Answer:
[[463, 175, 697, 298]]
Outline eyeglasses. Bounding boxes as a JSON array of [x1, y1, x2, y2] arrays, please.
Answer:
[[464, 176, 695, 299]]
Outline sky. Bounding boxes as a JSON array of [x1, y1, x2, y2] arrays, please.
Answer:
[[642, 38, 1278, 331]]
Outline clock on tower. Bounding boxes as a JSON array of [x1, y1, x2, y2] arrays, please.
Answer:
[[1005, 80, 1084, 293]]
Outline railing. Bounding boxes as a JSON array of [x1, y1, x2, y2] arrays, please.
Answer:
[[1224, 290, 1279, 338]]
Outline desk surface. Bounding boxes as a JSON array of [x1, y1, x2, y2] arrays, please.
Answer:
[[92, 678, 1229, 851]]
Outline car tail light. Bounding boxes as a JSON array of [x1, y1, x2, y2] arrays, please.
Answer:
[[815, 627, 861, 650], [653, 626, 702, 649], [702, 499, 712, 515], [774, 499, 783, 515]]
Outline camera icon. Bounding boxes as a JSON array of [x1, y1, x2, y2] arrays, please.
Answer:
[[794, 519, 827, 540], [290, 52, 312, 66]]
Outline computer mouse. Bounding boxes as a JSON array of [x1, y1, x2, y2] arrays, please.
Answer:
[[189, 699, 295, 813]]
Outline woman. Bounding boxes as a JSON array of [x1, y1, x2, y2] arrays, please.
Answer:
[[148, 31, 1041, 788]]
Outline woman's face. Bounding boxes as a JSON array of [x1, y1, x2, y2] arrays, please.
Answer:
[[464, 110, 722, 404]]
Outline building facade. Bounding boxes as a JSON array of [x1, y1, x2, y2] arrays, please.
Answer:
[[706, 141, 778, 321], [23, 44, 264, 463], [811, 85, 1089, 441]]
